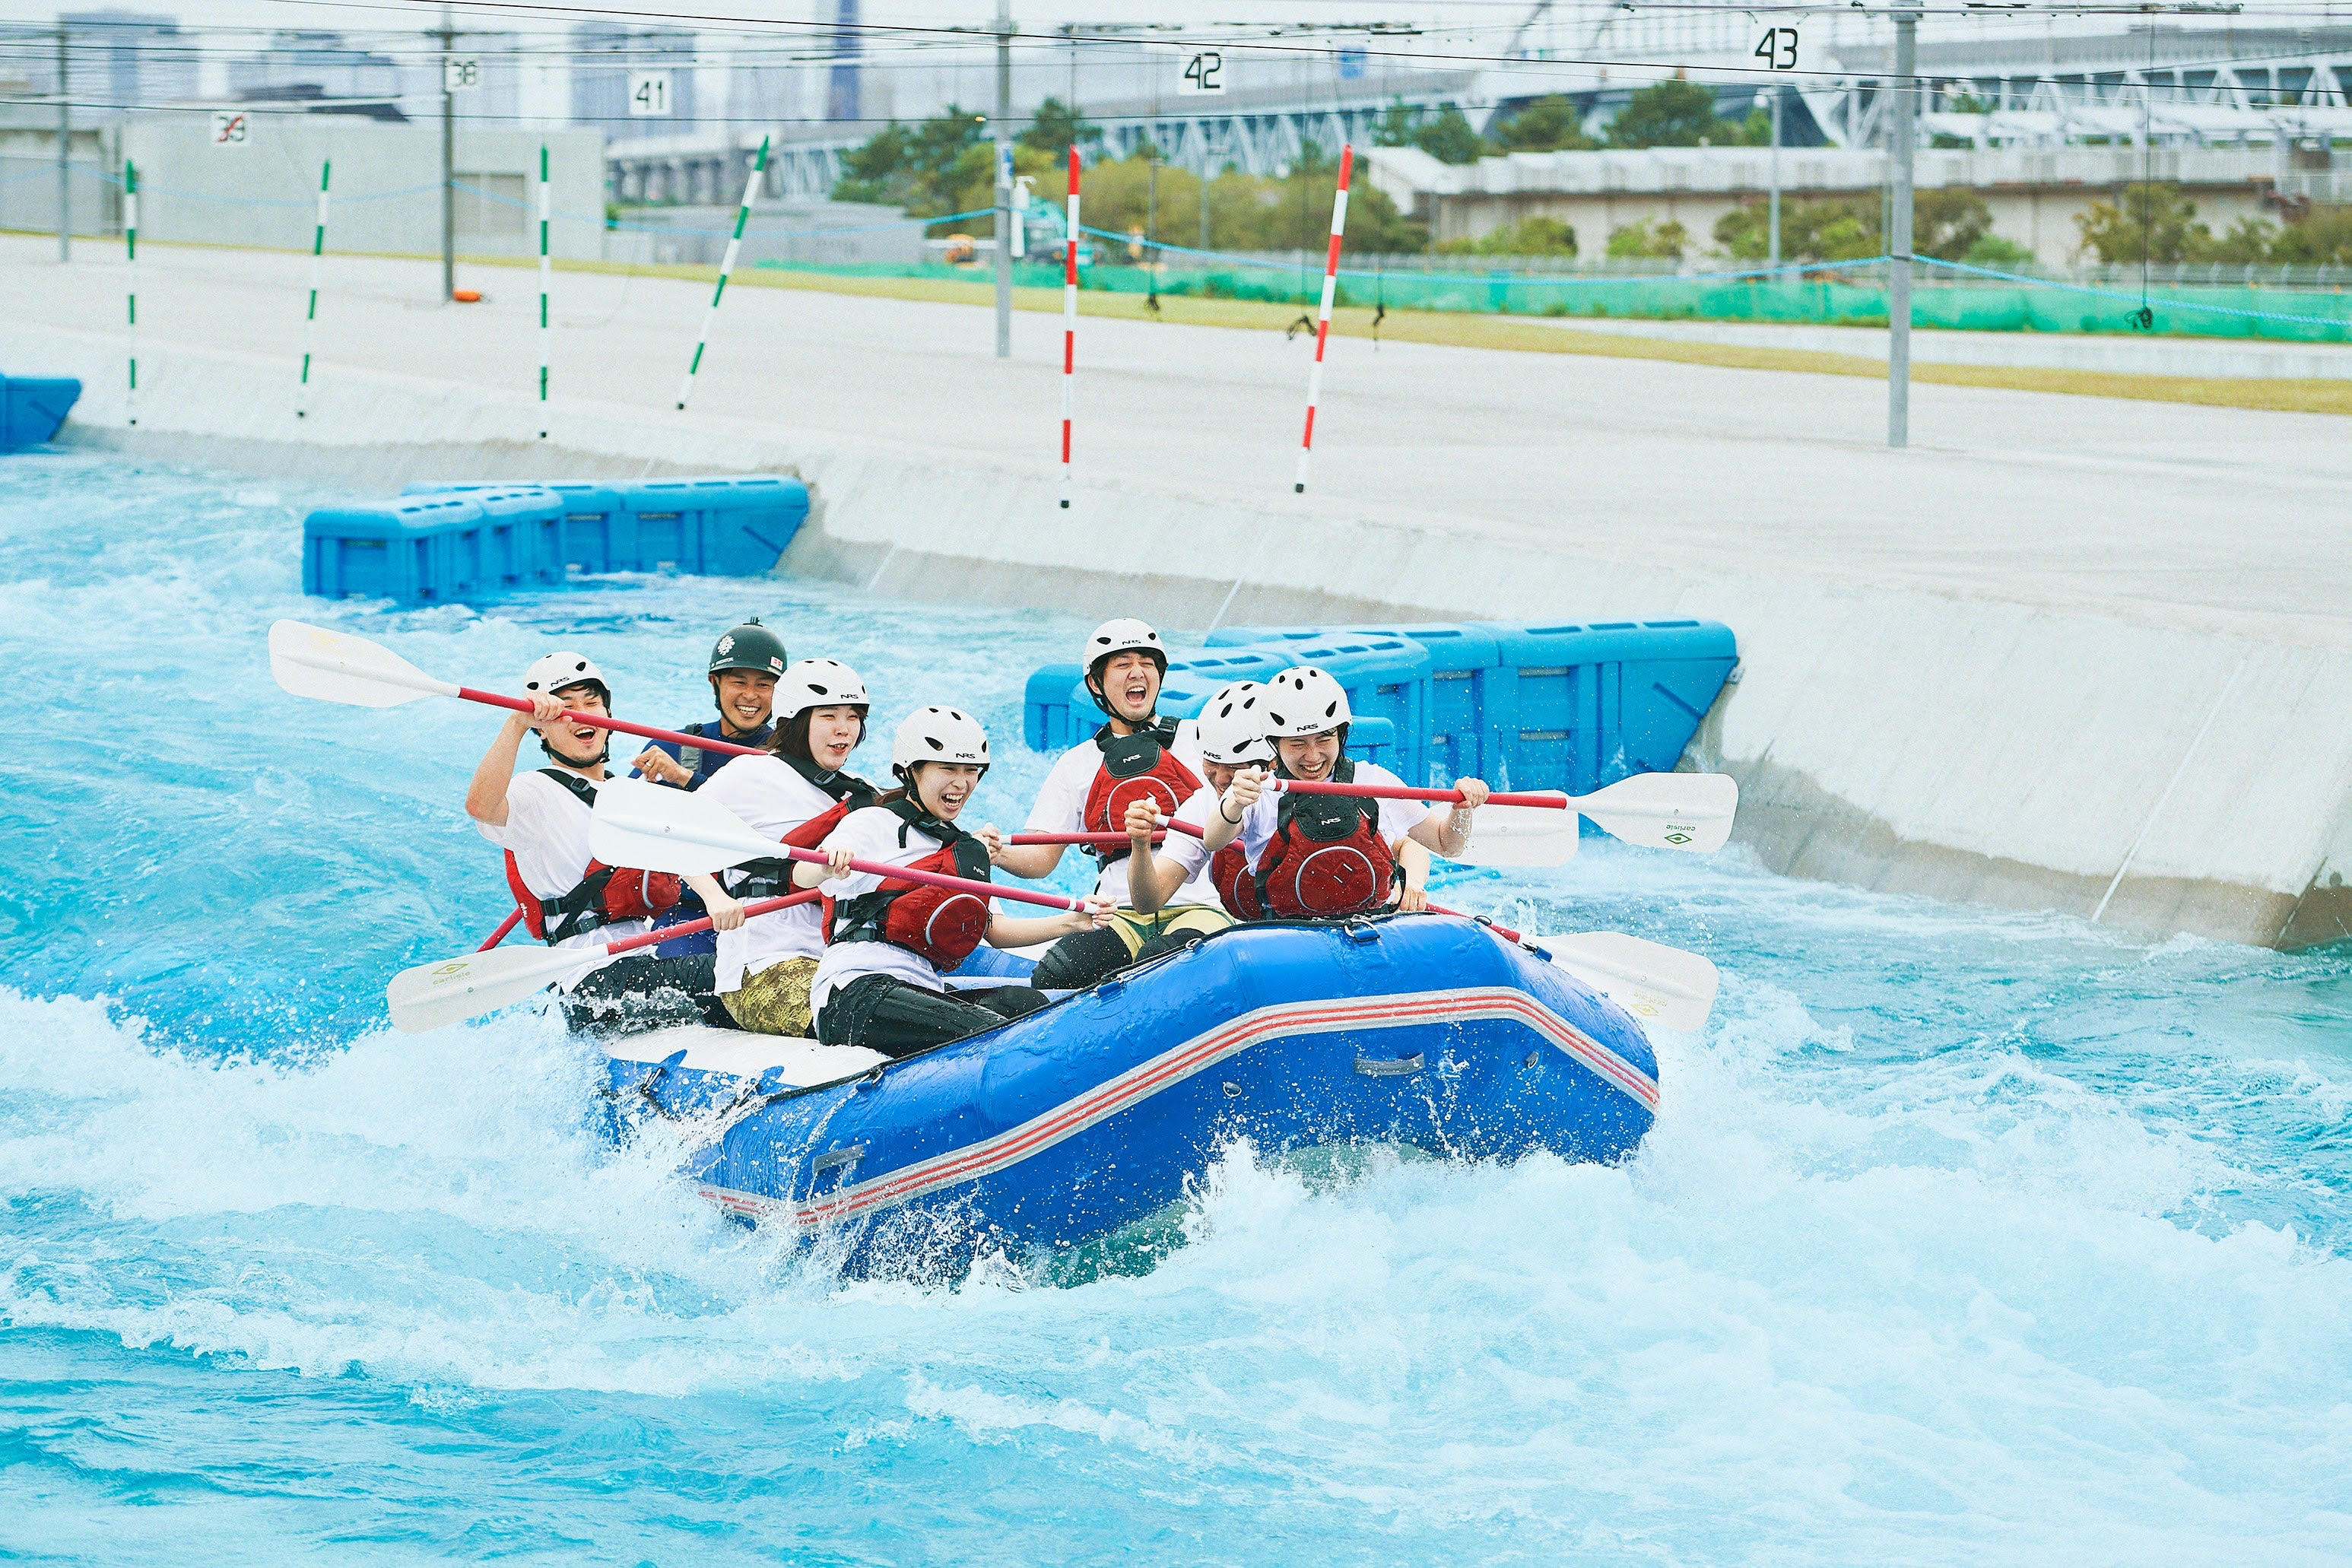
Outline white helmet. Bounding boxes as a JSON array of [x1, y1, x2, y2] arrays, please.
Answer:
[[1197, 681, 1274, 767], [1084, 617, 1166, 675], [892, 705, 990, 773], [1262, 666, 1352, 738], [774, 657, 869, 720], [522, 650, 608, 702]]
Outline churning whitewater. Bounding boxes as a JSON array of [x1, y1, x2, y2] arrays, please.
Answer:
[[3, 451, 2349, 1562]]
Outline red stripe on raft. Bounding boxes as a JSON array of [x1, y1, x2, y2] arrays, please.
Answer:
[[696, 985, 1655, 1227]]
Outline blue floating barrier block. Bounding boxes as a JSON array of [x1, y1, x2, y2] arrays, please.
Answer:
[[1, 376, 81, 449], [1474, 619, 1738, 794], [303, 493, 488, 603], [622, 476, 808, 576], [1024, 663, 1088, 754], [1202, 625, 1327, 649]]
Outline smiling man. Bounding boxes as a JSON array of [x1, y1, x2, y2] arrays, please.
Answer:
[[984, 617, 1233, 990]]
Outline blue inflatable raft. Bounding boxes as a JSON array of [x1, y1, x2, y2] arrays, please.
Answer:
[[600, 916, 1659, 1271]]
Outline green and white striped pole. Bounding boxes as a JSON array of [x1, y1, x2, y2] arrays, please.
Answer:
[[124, 158, 138, 428], [536, 142, 551, 440], [672, 135, 769, 412], [296, 158, 331, 420]]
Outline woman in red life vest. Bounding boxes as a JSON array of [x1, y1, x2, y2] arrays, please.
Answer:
[[1197, 666, 1492, 921], [985, 617, 1230, 991], [693, 658, 877, 1037], [1128, 681, 1275, 924], [463, 651, 745, 1032], [795, 706, 1113, 1057]]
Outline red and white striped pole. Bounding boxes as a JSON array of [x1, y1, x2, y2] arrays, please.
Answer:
[[1060, 144, 1080, 510], [1294, 143, 1354, 495]]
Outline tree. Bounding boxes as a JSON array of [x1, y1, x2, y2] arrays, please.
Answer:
[[2272, 204, 2352, 264], [1712, 195, 1881, 262], [1030, 154, 1428, 256], [830, 123, 911, 204], [1607, 79, 1733, 149], [2074, 183, 2214, 265], [1019, 97, 1099, 159], [1961, 233, 2037, 268], [1913, 189, 1995, 262], [830, 106, 993, 217], [1490, 95, 1597, 154], [1371, 100, 1421, 148], [1435, 215, 1577, 257], [1605, 218, 1687, 260], [1414, 104, 1490, 165]]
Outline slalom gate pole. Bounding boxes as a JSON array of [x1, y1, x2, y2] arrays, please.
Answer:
[[1293, 143, 1352, 495], [1059, 145, 1079, 509], [478, 907, 525, 951], [124, 158, 137, 427], [673, 135, 770, 412], [296, 158, 330, 420], [536, 142, 551, 440]]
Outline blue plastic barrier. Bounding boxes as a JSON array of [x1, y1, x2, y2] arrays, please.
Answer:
[[1, 376, 81, 449], [1027, 618, 1737, 794], [313, 475, 808, 605]]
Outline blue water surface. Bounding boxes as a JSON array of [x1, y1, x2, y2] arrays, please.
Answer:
[[2, 451, 2349, 1564]]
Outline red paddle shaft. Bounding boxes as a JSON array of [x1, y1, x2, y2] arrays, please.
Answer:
[[455, 684, 767, 760], [1272, 776, 1555, 808], [1011, 831, 1163, 847], [478, 906, 525, 951], [592, 889, 820, 959], [1424, 900, 1528, 944], [779, 845, 1092, 915]]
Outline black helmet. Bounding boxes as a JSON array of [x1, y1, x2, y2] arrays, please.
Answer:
[[709, 619, 787, 679]]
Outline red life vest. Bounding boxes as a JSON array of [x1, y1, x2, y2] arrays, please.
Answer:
[[1211, 841, 1265, 921], [1252, 757, 1397, 920], [1080, 722, 1201, 862], [502, 770, 683, 944], [824, 798, 995, 970], [726, 760, 878, 900]]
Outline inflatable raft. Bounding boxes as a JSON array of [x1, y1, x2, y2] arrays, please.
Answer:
[[600, 914, 1659, 1272]]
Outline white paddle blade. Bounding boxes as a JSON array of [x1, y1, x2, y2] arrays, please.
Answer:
[[589, 776, 780, 877], [1532, 929, 1719, 1032], [269, 620, 459, 709], [1459, 800, 1579, 867], [1573, 773, 1738, 853], [387, 944, 610, 1033]]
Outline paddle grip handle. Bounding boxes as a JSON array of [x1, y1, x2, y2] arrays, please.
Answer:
[[1270, 777, 1563, 809], [596, 889, 820, 958], [455, 686, 767, 759]]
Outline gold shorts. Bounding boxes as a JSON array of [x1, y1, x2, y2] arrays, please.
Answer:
[[720, 955, 821, 1037], [1106, 903, 1233, 958]]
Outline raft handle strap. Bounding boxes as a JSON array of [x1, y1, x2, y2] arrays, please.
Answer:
[[1354, 1052, 1424, 1077]]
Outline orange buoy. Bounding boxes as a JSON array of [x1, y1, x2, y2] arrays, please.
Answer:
[[452, 288, 484, 303]]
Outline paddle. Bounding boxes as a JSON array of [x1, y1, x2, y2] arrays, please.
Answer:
[[586, 777, 1100, 916], [1011, 831, 1167, 848], [268, 619, 766, 760], [388, 889, 819, 1033], [1269, 771, 1738, 862], [1427, 902, 1719, 1031], [478, 906, 525, 951]]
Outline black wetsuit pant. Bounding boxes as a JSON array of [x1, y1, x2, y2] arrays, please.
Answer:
[[1029, 926, 1214, 991], [814, 973, 1049, 1058], [562, 952, 734, 1035]]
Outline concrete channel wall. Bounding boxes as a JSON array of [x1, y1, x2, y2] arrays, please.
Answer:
[[17, 319, 2352, 952]]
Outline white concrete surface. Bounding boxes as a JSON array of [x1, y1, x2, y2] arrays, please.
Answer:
[[9, 233, 2351, 947], [1537, 314, 2352, 380]]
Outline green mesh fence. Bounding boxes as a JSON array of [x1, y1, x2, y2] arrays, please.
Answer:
[[748, 258, 2352, 345]]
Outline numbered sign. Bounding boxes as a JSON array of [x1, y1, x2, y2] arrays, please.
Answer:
[[443, 56, 481, 93], [1180, 51, 1224, 94], [209, 110, 249, 148], [629, 71, 674, 117], [1754, 27, 1799, 70]]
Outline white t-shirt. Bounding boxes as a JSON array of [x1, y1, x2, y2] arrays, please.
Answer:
[[1229, 761, 1436, 871], [1024, 722, 1215, 906], [808, 805, 970, 1014], [474, 767, 650, 982], [695, 753, 852, 994]]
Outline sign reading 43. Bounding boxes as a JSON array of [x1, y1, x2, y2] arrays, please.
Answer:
[[1754, 26, 1799, 70]]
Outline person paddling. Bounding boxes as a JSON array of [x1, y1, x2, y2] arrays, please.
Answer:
[[693, 659, 879, 1037], [797, 706, 1112, 1056], [986, 618, 1231, 989], [630, 618, 786, 959], [1126, 681, 1275, 923], [1196, 665, 1491, 921], [465, 651, 744, 1032]]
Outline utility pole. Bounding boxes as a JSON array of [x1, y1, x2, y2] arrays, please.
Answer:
[[1767, 88, 1782, 267], [1887, 9, 1918, 449], [993, 0, 1013, 357], [55, 24, 69, 262], [439, 5, 455, 303]]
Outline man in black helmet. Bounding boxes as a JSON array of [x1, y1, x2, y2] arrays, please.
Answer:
[[630, 618, 786, 963], [630, 618, 787, 792]]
